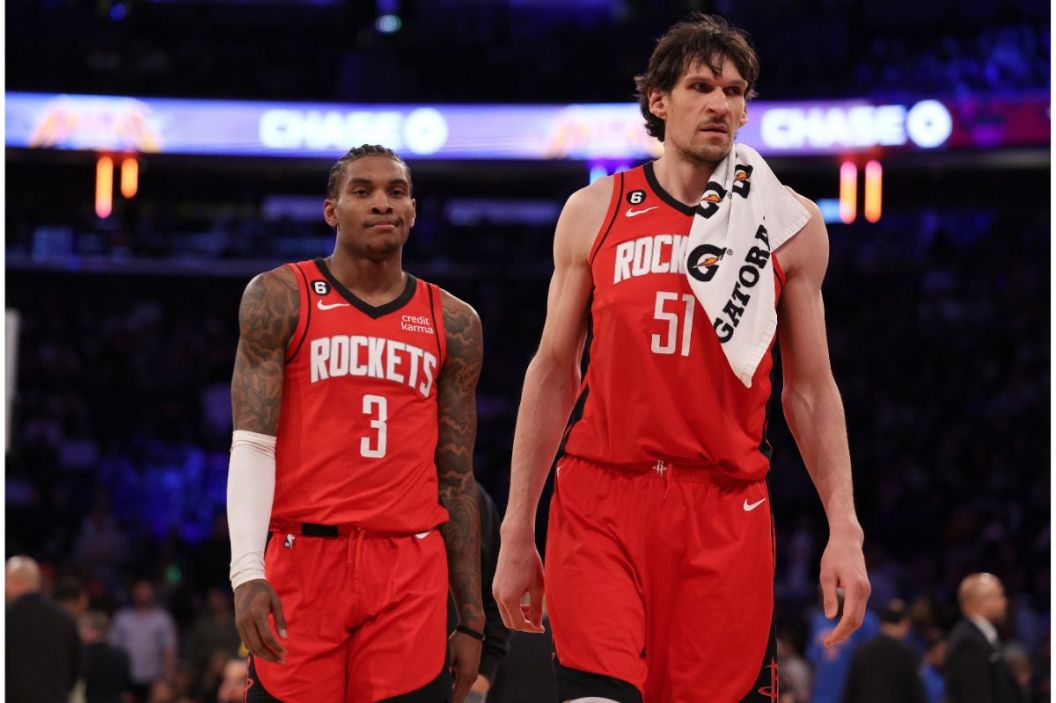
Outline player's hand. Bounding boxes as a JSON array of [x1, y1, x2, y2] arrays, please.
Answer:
[[818, 532, 870, 647], [492, 532, 546, 633], [234, 579, 288, 664], [449, 629, 483, 703]]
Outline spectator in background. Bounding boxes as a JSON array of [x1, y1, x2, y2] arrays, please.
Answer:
[[841, 598, 927, 703], [110, 579, 177, 703], [55, 576, 91, 619], [80, 610, 133, 703], [1002, 643, 1033, 700], [215, 658, 249, 703], [907, 594, 943, 655], [807, 588, 880, 703], [945, 572, 1022, 703], [146, 678, 177, 703], [72, 490, 128, 592], [449, 484, 510, 703], [777, 635, 812, 703], [5, 555, 83, 703], [186, 587, 241, 698], [921, 634, 948, 703]]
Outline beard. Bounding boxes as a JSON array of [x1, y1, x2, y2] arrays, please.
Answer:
[[669, 122, 738, 169], [674, 138, 734, 168]]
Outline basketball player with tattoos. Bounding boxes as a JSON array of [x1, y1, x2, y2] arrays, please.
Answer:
[[227, 145, 484, 702]]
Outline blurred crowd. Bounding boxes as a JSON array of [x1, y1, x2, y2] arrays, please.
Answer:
[[5, 191, 1048, 700], [8, 0, 1048, 102]]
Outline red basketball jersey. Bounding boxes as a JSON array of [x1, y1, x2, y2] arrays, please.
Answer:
[[272, 258, 449, 531], [561, 163, 785, 480]]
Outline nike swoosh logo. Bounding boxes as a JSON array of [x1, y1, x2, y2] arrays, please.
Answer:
[[317, 300, 351, 311], [625, 206, 658, 217], [414, 531, 433, 539], [743, 498, 767, 512]]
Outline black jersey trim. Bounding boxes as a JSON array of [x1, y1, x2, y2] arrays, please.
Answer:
[[758, 349, 778, 463], [588, 171, 625, 268], [286, 262, 312, 365], [644, 161, 697, 216], [555, 303, 594, 462], [554, 655, 643, 703], [426, 283, 444, 362], [737, 610, 779, 702], [314, 257, 417, 319]]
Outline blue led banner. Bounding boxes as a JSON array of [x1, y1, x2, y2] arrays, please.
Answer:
[[5, 92, 1048, 159]]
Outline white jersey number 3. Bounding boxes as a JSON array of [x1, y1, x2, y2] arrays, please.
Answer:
[[650, 291, 696, 356], [360, 394, 388, 458]]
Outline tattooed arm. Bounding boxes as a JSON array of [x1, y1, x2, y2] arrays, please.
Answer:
[[231, 265, 298, 434], [437, 289, 484, 703], [229, 265, 298, 664]]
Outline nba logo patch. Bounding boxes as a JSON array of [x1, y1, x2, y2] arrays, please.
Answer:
[[284, 533, 295, 549]]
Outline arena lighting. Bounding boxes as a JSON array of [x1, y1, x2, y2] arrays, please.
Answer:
[[815, 199, 842, 224], [8, 92, 1048, 158], [120, 156, 139, 198], [905, 100, 953, 148], [839, 161, 857, 224], [95, 155, 113, 219], [375, 14, 401, 33], [375, 0, 401, 33], [864, 160, 882, 223]]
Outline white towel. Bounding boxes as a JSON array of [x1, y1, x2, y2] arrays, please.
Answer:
[[684, 143, 810, 387]]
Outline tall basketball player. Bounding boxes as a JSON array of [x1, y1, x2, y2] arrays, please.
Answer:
[[227, 145, 484, 703], [493, 14, 870, 703]]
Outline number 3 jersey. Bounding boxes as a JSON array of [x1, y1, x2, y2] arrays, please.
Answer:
[[272, 258, 450, 532], [561, 163, 785, 480]]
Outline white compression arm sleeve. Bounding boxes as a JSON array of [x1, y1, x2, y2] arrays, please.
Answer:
[[227, 430, 277, 590]]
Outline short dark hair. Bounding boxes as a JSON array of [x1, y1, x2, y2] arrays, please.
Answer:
[[880, 598, 910, 625], [326, 145, 410, 199], [634, 13, 760, 141], [53, 577, 86, 603]]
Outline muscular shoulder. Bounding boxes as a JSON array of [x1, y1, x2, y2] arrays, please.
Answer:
[[776, 187, 828, 281], [239, 264, 299, 345], [439, 288, 483, 366], [556, 176, 616, 262]]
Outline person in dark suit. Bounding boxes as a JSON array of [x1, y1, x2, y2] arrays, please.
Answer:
[[945, 572, 1025, 703], [447, 483, 511, 703], [5, 555, 83, 703], [841, 598, 927, 703], [80, 610, 134, 703]]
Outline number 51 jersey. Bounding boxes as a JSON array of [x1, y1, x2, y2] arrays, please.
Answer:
[[272, 258, 450, 533], [561, 163, 785, 480]]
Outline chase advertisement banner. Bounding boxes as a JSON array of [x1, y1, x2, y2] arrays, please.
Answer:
[[5, 92, 1049, 159]]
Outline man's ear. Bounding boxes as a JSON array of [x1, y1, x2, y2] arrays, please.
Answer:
[[648, 88, 668, 122], [323, 199, 338, 229]]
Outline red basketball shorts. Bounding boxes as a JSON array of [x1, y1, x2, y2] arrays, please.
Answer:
[[545, 456, 778, 703], [250, 524, 449, 703]]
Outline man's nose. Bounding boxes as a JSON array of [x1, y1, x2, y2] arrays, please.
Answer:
[[370, 193, 394, 212], [704, 89, 731, 115]]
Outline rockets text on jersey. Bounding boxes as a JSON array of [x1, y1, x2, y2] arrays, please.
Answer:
[[271, 257, 450, 532]]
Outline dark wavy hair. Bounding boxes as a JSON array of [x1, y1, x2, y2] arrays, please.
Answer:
[[326, 144, 410, 198], [634, 13, 760, 142]]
